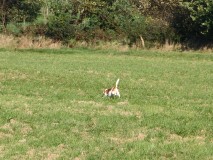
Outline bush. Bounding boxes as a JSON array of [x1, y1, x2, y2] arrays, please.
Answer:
[[6, 23, 21, 36], [23, 23, 47, 36], [46, 13, 75, 43]]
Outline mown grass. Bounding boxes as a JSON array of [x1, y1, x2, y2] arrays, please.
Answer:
[[0, 48, 213, 159]]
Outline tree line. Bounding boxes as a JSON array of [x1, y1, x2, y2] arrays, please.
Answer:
[[1, 0, 213, 48]]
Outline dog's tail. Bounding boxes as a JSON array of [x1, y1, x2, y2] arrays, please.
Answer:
[[115, 79, 120, 88]]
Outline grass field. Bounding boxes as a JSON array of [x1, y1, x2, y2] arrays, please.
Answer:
[[0, 48, 213, 159]]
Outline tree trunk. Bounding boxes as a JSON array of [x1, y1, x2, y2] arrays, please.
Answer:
[[1, 0, 6, 32], [139, 35, 145, 48], [23, 16, 26, 31]]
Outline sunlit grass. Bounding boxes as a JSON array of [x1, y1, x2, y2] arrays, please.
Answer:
[[0, 48, 213, 159]]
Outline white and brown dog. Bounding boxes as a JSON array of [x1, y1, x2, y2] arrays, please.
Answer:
[[103, 79, 120, 98]]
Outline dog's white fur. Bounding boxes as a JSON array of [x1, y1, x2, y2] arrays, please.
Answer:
[[103, 79, 120, 98]]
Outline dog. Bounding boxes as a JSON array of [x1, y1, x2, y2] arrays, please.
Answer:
[[103, 79, 120, 98]]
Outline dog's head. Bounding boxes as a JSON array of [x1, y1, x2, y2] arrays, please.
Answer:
[[103, 88, 111, 96]]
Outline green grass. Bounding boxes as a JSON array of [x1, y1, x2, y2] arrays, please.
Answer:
[[0, 48, 213, 159]]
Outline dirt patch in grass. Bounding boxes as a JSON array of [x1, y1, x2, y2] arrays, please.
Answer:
[[1, 119, 32, 136], [76, 100, 103, 107], [105, 104, 142, 118], [0, 132, 13, 139], [117, 100, 129, 106], [1, 123, 14, 133], [74, 152, 86, 160], [87, 70, 101, 75], [0, 71, 29, 81], [26, 144, 66, 160], [167, 133, 206, 145], [0, 146, 4, 158], [44, 153, 60, 160], [110, 133, 146, 145]]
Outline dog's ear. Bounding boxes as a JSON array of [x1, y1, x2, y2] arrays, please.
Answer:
[[103, 89, 108, 95]]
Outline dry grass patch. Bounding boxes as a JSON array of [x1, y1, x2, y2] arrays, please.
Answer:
[[0, 132, 13, 139], [86, 70, 101, 75], [0, 71, 28, 81], [0, 146, 4, 159], [24, 145, 65, 160], [1, 119, 32, 136], [113, 110, 142, 118], [117, 100, 129, 106], [76, 100, 103, 107], [0, 34, 61, 49], [86, 41, 130, 52], [110, 133, 146, 145], [166, 133, 206, 145]]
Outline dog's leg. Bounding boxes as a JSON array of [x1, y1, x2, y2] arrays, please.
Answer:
[[117, 92, 120, 98]]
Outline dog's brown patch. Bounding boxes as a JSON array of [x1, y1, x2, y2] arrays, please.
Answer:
[[104, 88, 112, 94]]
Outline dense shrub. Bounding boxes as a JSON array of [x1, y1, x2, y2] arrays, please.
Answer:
[[1, 0, 212, 48], [46, 14, 75, 42], [6, 23, 21, 36], [23, 23, 47, 36]]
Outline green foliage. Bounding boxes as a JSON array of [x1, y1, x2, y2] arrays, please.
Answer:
[[1, 0, 213, 47], [9, 0, 42, 23], [6, 23, 21, 36], [0, 0, 41, 37], [0, 0, 41, 27], [46, 13, 75, 42], [171, 5, 192, 41], [44, 1, 76, 42], [109, 0, 147, 46], [178, 0, 213, 41]]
